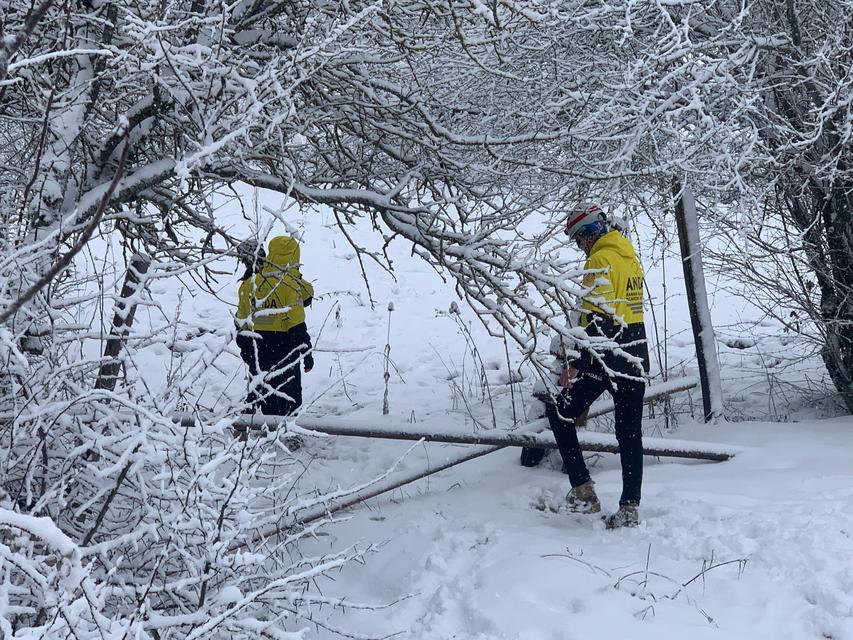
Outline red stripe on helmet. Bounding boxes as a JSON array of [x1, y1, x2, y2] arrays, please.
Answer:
[[567, 212, 588, 229]]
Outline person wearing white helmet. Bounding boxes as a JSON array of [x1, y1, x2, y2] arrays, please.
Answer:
[[549, 202, 650, 529]]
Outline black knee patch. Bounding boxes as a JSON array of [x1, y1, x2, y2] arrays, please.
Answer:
[[520, 447, 547, 467]]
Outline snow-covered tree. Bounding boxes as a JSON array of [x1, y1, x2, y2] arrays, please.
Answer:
[[569, 0, 853, 411]]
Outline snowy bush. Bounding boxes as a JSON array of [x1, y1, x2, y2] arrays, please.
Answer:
[[0, 249, 373, 637]]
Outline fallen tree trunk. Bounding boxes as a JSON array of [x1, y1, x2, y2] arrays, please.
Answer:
[[288, 444, 503, 529], [287, 425, 737, 529], [291, 420, 735, 462]]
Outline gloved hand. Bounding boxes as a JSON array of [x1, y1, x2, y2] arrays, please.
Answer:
[[303, 352, 314, 373], [559, 365, 578, 390]]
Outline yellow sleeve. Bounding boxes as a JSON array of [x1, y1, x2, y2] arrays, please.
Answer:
[[236, 279, 253, 320], [581, 253, 614, 316], [302, 278, 314, 301]]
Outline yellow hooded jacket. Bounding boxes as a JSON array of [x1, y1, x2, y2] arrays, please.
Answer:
[[580, 230, 644, 326], [236, 236, 314, 332]]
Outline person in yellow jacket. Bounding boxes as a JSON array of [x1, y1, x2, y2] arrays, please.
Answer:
[[548, 203, 650, 529], [235, 236, 314, 418]]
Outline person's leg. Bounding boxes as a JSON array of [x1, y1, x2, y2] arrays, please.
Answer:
[[236, 333, 261, 411], [235, 333, 261, 439], [280, 329, 310, 415], [265, 335, 303, 416], [522, 408, 588, 470], [285, 345, 303, 413], [255, 333, 285, 415], [275, 360, 302, 416], [611, 377, 645, 505], [520, 445, 547, 468], [547, 372, 608, 488]]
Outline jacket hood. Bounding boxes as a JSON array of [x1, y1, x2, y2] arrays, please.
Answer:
[[592, 230, 636, 260], [265, 236, 300, 270]]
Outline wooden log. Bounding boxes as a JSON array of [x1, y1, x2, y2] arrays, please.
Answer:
[[291, 421, 734, 462], [291, 444, 503, 528], [288, 425, 737, 530]]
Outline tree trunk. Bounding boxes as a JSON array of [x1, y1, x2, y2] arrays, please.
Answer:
[[770, 2, 853, 413], [95, 254, 150, 390], [819, 188, 853, 412]]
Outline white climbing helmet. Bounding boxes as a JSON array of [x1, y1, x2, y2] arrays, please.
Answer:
[[564, 202, 608, 239]]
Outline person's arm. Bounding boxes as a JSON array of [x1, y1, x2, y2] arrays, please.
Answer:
[[550, 333, 579, 388], [299, 275, 314, 307], [236, 280, 252, 325], [568, 347, 591, 374], [569, 253, 614, 372]]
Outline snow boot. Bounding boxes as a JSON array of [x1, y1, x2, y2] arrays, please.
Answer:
[[565, 480, 601, 514], [603, 503, 639, 529], [520, 446, 547, 467]]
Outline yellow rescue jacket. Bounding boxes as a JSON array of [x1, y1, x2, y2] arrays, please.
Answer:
[[236, 236, 314, 332], [580, 230, 644, 326]]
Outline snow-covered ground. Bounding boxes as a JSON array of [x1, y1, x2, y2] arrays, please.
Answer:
[[300, 418, 853, 640], [108, 188, 852, 639]]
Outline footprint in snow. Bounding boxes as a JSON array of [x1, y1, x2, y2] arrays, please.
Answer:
[[531, 489, 566, 514]]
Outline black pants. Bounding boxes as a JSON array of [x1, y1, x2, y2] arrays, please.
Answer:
[[236, 327, 309, 416], [547, 369, 645, 505]]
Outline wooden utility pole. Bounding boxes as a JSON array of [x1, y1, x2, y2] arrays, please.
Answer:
[[673, 180, 723, 421], [95, 254, 151, 391]]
